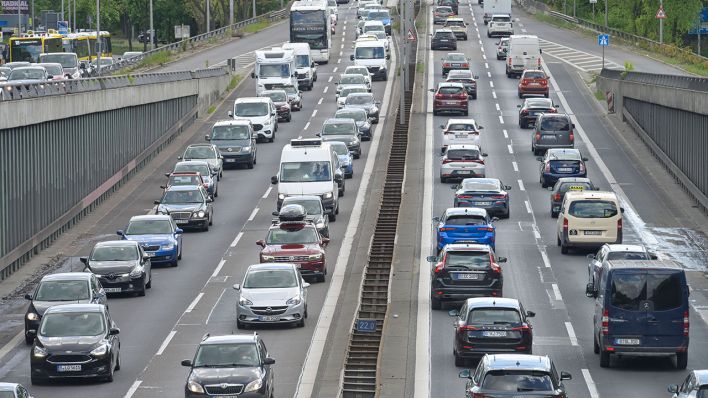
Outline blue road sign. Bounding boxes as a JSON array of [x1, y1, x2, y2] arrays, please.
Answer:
[[356, 319, 377, 333], [598, 34, 609, 47], [57, 21, 68, 35]]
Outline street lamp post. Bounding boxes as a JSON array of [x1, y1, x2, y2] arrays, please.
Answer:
[[604, 0, 608, 28], [659, 0, 664, 44], [207, 0, 211, 32], [253, 0, 257, 19], [96, 0, 101, 76], [149, 0, 154, 50]]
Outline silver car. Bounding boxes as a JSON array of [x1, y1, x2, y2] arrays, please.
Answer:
[[0, 382, 33, 398], [668, 369, 708, 397], [178, 144, 224, 180], [234, 263, 309, 328]]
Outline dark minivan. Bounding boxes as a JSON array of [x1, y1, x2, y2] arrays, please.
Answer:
[[586, 260, 690, 369], [532, 113, 575, 155]]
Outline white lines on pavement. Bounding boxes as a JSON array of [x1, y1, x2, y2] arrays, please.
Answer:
[[318, 97, 323, 105], [304, 121, 311, 130], [262, 186, 272, 199], [311, 109, 318, 118], [521, 28, 527, 33], [540, 249, 552, 268], [495, 103, 500, 111], [498, 115, 504, 124], [247, 207, 259, 222], [533, 226, 542, 240], [565, 322, 579, 346], [582, 369, 601, 398], [482, 54, 487, 60], [339, 50, 343, 57], [507, 144, 514, 154], [489, 81, 494, 88], [185, 292, 204, 313], [156, 330, 177, 356], [0, 332, 22, 365], [332, 67, 338, 73], [484, 62, 489, 69], [478, 40, 483, 45], [517, 179, 525, 191], [487, 71, 492, 78], [512, 161, 518, 172], [340, 43, 344, 49], [492, 91, 497, 99], [124, 380, 143, 398], [230, 231, 244, 248], [206, 288, 227, 324], [337, 58, 341, 64], [525, 200, 532, 214], [328, 76, 333, 82], [480, 47, 485, 53], [211, 259, 226, 277], [323, 86, 329, 93], [503, 129, 508, 139], [551, 283, 563, 301]]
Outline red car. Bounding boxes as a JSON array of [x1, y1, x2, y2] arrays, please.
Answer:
[[518, 69, 549, 98], [431, 82, 468, 116]]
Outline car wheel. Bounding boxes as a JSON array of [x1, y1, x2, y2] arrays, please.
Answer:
[[178, 246, 182, 260], [236, 320, 246, 329], [209, 213, 213, 226], [171, 258, 178, 267], [544, 92, 549, 98], [541, 177, 547, 188], [214, 188, 218, 198], [440, 176, 447, 183], [329, 212, 337, 222], [146, 272, 152, 288], [354, 153, 360, 159], [561, 244, 569, 254], [518, 92, 523, 99], [248, 160, 254, 169], [676, 352, 688, 369], [557, 236, 561, 246], [268, 133, 275, 143], [600, 351, 611, 368], [115, 351, 121, 370], [431, 297, 442, 310], [593, 334, 600, 354], [253, 154, 257, 165], [503, 208, 510, 219], [472, 93, 477, 100], [138, 279, 146, 297], [104, 357, 115, 382], [487, 31, 491, 38], [31, 376, 45, 385], [203, 222, 209, 232], [316, 273, 326, 283], [551, 210, 558, 218], [25, 333, 34, 345]]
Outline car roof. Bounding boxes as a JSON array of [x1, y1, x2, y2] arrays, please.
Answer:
[[438, 82, 465, 88], [129, 214, 173, 222], [606, 259, 683, 271], [464, 297, 521, 310], [446, 17, 464, 21], [444, 207, 488, 218], [564, 190, 617, 201], [435, 28, 454, 33], [446, 144, 480, 150], [186, 143, 216, 149], [283, 195, 323, 203], [484, 354, 552, 371], [603, 244, 647, 252], [248, 262, 299, 272], [337, 107, 367, 114], [443, 243, 492, 252], [555, 177, 591, 184], [234, 97, 271, 104], [176, 160, 210, 167], [213, 119, 251, 127], [12, 66, 46, 71], [347, 92, 373, 98], [447, 69, 473, 76], [202, 334, 259, 345], [93, 240, 139, 248], [695, 370, 708, 385], [0, 383, 18, 391], [341, 73, 366, 79], [41, 272, 93, 282], [522, 69, 544, 74], [539, 112, 570, 119], [325, 118, 357, 124], [345, 65, 369, 71], [446, 118, 477, 125], [44, 303, 105, 314]]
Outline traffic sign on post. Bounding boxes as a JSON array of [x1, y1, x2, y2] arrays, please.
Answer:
[[656, 5, 667, 19], [598, 34, 609, 46], [407, 27, 417, 41]]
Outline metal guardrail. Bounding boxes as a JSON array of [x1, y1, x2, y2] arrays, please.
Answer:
[[548, 10, 577, 24], [601, 69, 708, 92]]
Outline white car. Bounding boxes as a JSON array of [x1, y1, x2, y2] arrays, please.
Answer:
[[357, 1, 377, 18], [337, 73, 370, 95], [344, 65, 373, 90], [440, 144, 487, 183], [336, 84, 369, 109], [440, 118, 484, 154], [361, 31, 390, 52], [229, 97, 278, 142]]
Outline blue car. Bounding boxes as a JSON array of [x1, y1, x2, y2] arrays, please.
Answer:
[[118, 215, 183, 267], [434, 207, 497, 253], [453, 178, 512, 219], [537, 148, 588, 188], [330, 141, 354, 179]]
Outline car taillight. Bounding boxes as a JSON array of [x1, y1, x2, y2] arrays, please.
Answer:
[[601, 309, 609, 335], [435, 93, 443, 99], [490, 194, 506, 199], [491, 263, 502, 274], [511, 324, 531, 332], [521, 110, 528, 115], [472, 159, 485, 165], [563, 217, 569, 234], [457, 194, 472, 199], [439, 227, 455, 231], [535, 132, 541, 142], [462, 63, 469, 68], [480, 227, 494, 232], [579, 162, 585, 173], [434, 262, 445, 273], [542, 79, 548, 85], [548, 108, 557, 113], [569, 131, 574, 141], [459, 93, 468, 100], [442, 158, 454, 164], [521, 79, 529, 85], [457, 325, 478, 332], [544, 162, 550, 172], [684, 311, 689, 336], [508, 57, 512, 66], [472, 394, 493, 398], [553, 193, 561, 201], [443, 62, 451, 67], [617, 218, 622, 230]]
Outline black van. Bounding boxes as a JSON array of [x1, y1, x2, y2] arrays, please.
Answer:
[[586, 260, 690, 369]]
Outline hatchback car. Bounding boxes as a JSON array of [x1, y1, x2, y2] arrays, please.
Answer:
[[531, 113, 575, 155], [537, 148, 588, 188], [278, 195, 330, 238], [260, 89, 292, 122], [431, 29, 457, 51], [434, 207, 496, 251], [518, 69, 549, 98], [206, 119, 257, 169], [449, 298, 535, 366], [453, 178, 511, 218], [337, 73, 370, 95], [427, 243, 505, 309], [181, 334, 275, 397], [459, 354, 572, 397], [440, 118, 483, 153], [440, 52, 470, 76], [118, 215, 183, 267], [343, 92, 380, 123], [319, 118, 361, 159], [517, 97, 558, 129], [433, 6, 454, 24], [443, 17, 468, 40], [439, 144, 487, 182], [24, 273, 107, 345], [81, 240, 152, 296], [329, 141, 354, 179], [234, 263, 310, 328], [178, 144, 223, 180], [446, 69, 478, 99], [496, 37, 509, 60], [155, 185, 214, 231], [336, 85, 369, 109], [30, 304, 120, 384], [668, 369, 708, 397], [336, 107, 372, 140], [171, 160, 219, 198], [273, 83, 302, 111], [431, 82, 468, 116], [549, 177, 597, 217]]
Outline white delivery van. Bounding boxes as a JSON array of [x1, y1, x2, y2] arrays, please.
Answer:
[[282, 42, 317, 91], [229, 97, 278, 142], [350, 40, 389, 81], [252, 48, 297, 95], [483, 0, 512, 25], [506, 34, 541, 78], [271, 138, 343, 220], [556, 191, 624, 254]]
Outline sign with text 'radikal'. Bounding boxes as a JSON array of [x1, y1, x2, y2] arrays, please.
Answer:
[[656, 5, 667, 19], [598, 34, 609, 47], [1, 0, 29, 13]]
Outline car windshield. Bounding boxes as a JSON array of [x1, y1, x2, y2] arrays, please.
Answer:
[[266, 226, 319, 244], [611, 272, 683, 311], [481, 370, 554, 392], [323, 122, 356, 135], [558, 182, 592, 193], [8, 68, 44, 80], [235, 103, 269, 117], [341, 75, 366, 85], [280, 161, 332, 183], [606, 251, 649, 261], [259, 64, 290, 78], [212, 125, 250, 140], [444, 215, 486, 225], [346, 95, 374, 105], [194, 343, 260, 367], [184, 146, 215, 159], [524, 71, 546, 79], [170, 175, 202, 186], [541, 117, 571, 131], [444, 251, 491, 270], [90, 246, 138, 261], [40, 312, 105, 337], [568, 200, 617, 218], [283, 200, 323, 215], [243, 269, 298, 288], [41, 64, 63, 75], [462, 180, 500, 192], [330, 143, 349, 156], [341, 87, 368, 97], [162, 189, 203, 204], [40, 53, 78, 68], [0, 391, 14, 398], [34, 280, 90, 301], [295, 54, 310, 68], [174, 164, 210, 175], [439, 86, 463, 94], [447, 149, 480, 160], [355, 46, 385, 59], [265, 91, 288, 102], [125, 219, 173, 235], [467, 308, 521, 325]]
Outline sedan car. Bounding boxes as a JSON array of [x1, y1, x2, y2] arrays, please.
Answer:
[[30, 304, 120, 384], [439, 144, 487, 182], [23, 273, 107, 345], [260, 89, 292, 122], [518, 69, 550, 98], [337, 73, 370, 95], [440, 118, 483, 153], [161, 172, 206, 193], [343, 92, 380, 123], [155, 185, 214, 231], [37, 63, 66, 81], [440, 52, 470, 77], [431, 29, 457, 51], [537, 148, 588, 188], [449, 298, 535, 366], [446, 69, 478, 99], [234, 263, 310, 328], [668, 369, 708, 398], [80, 240, 152, 296], [431, 82, 468, 116], [344, 65, 373, 88], [433, 6, 454, 24], [171, 160, 218, 198], [4, 66, 48, 86], [496, 37, 509, 60], [0, 383, 33, 398], [178, 144, 223, 180], [278, 195, 330, 238], [319, 118, 361, 159], [443, 17, 468, 40], [549, 177, 597, 217], [181, 334, 274, 397], [453, 178, 511, 218], [336, 84, 369, 109], [427, 243, 506, 310], [118, 215, 183, 267], [336, 107, 372, 140], [517, 97, 558, 129], [459, 354, 572, 397], [434, 207, 496, 251]]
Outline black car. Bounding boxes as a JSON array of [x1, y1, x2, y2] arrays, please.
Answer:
[[549, 177, 597, 217], [155, 185, 214, 231], [336, 107, 373, 140], [343, 93, 380, 124], [517, 97, 559, 129], [181, 333, 275, 398], [431, 29, 457, 51], [446, 69, 478, 99], [453, 178, 511, 218], [459, 354, 572, 397], [24, 272, 107, 345], [81, 240, 152, 296], [279, 195, 330, 238], [427, 243, 505, 310], [449, 298, 535, 367], [30, 304, 120, 384], [206, 120, 258, 169]]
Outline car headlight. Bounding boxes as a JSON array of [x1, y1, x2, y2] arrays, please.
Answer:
[[323, 192, 333, 199], [129, 266, 144, 278], [262, 255, 275, 261], [316, 221, 325, 228], [90, 343, 109, 357], [239, 296, 253, 306], [193, 210, 205, 218], [371, 106, 379, 114], [26, 312, 39, 321], [263, 119, 272, 126], [308, 253, 323, 261], [349, 140, 358, 146], [278, 194, 286, 200], [244, 379, 263, 393], [162, 243, 175, 250], [33, 345, 48, 358], [286, 295, 302, 305], [242, 146, 252, 152], [187, 381, 205, 394]]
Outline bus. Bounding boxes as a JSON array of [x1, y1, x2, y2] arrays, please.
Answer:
[[64, 31, 112, 61], [290, 1, 331, 64], [8, 32, 64, 63]]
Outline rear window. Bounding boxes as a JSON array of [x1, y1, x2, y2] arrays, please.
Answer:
[[444, 251, 491, 270], [568, 200, 618, 218], [467, 308, 521, 325], [447, 123, 475, 131], [444, 215, 486, 225], [610, 272, 683, 311], [481, 370, 554, 391], [606, 251, 649, 261], [447, 148, 480, 160], [439, 86, 463, 94], [558, 182, 592, 193], [540, 117, 571, 131], [435, 31, 455, 39], [524, 71, 546, 79], [492, 16, 511, 22]]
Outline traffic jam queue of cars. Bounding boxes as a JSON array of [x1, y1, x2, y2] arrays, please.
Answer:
[[15, 1, 387, 395], [430, 1, 697, 397]]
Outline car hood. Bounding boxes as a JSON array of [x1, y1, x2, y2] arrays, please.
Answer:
[[261, 243, 322, 255], [32, 300, 91, 316], [190, 367, 263, 386], [242, 286, 299, 306], [158, 204, 202, 213], [38, 334, 103, 352], [88, 260, 139, 274], [123, 234, 174, 245], [183, 158, 220, 168], [337, 154, 352, 165]]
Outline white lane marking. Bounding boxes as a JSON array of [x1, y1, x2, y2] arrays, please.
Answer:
[[485, 62, 489, 69], [512, 161, 518, 172], [495, 103, 500, 111], [323, 86, 329, 93], [333, 67, 338, 73], [304, 121, 311, 130], [211, 259, 226, 277], [341, 43, 344, 49], [482, 54, 487, 60], [518, 179, 525, 191], [499, 115, 504, 124], [262, 186, 272, 199], [295, 34, 397, 398], [339, 50, 343, 56], [521, 28, 527, 33], [185, 292, 204, 313], [487, 71, 492, 78], [552, 283, 563, 301], [533, 228, 541, 240], [328, 76, 333, 82], [156, 330, 177, 356], [480, 47, 485, 53], [247, 207, 259, 222], [318, 97, 324, 105], [311, 109, 318, 118], [503, 129, 508, 139], [489, 81, 494, 88], [540, 249, 552, 268], [0, 332, 22, 364], [565, 321, 579, 346], [124, 380, 143, 398], [582, 369, 601, 398], [478, 40, 483, 45], [525, 200, 532, 213], [206, 288, 227, 324], [230, 231, 244, 248], [492, 91, 497, 99], [337, 58, 341, 64]]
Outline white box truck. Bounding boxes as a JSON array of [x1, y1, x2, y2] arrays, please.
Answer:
[[505, 35, 542, 78], [483, 0, 512, 25]]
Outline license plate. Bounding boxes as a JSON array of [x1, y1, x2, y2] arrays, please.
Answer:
[[457, 170, 471, 175], [584, 230, 602, 235], [530, 82, 541, 86], [57, 364, 81, 372], [452, 64, 460, 67], [529, 111, 538, 116], [225, 158, 236, 163], [454, 273, 480, 280], [440, 39, 449, 42], [445, 100, 457, 105], [213, 396, 238, 398], [558, 167, 573, 172], [175, 220, 188, 224], [258, 316, 279, 322], [474, 201, 492, 206], [455, 134, 468, 139], [482, 331, 507, 337], [104, 287, 121, 293], [615, 338, 640, 345]]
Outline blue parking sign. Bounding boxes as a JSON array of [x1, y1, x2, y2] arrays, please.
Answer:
[[598, 34, 609, 47]]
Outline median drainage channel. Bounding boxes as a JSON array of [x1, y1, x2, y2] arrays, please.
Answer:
[[341, 89, 414, 397]]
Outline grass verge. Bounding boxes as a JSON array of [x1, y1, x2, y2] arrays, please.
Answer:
[[226, 74, 242, 91], [208, 105, 217, 114], [594, 90, 605, 101], [242, 21, 271, 34]]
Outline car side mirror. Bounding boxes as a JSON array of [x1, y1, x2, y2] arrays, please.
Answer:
[[256, 240, 266, 248], [474, 75, 479, 80], [311, 62, 316, 67], [450, 185, 459, 190], [504, 185, 512, 190], [429, 88, 435, 93], [206, 197, 213, 203], [448, 309, 459, 317], [517, 104, 522, 108], [175, 228, 184, 234], [334, 174, 343, 183], [303, 282, 310, 288], [649, 252, 658, 260], [109, 327, 120, 335], [264, 357, 276, 365], [667, 385, 679, 394], [536, 157, 543, 162], [497, 257, 507, 263], [25, 293, 33, 300], [585, 283, 597, 298], [426, 255, 436, 262], [233, 283, 240, 290], [315, 133, 321, 136], [160, 185, 166, 189], [586, 254, 596, 260], [322, 237, 330, 245], [458, 369, 471, 379], [491, 217, 499, 222], [554, 105, 560, 108], [571, 123, 576, 128], [582, 157, 589, 161], [154, 200, 161, 205], [350, 54, 355, 61], [177, 156, 183, 160], [620, 207, 625, 213], [80, 256, 88, 264], [250, 72, 256, 78], [386, 54, 390, 59], [116, 230, 124, 236], [272, 211, 279, 216], [204, 135, 211, 141], [432, 216, 441, 222], [560, 371, 571, 381], [478, 126, 484, 130], [271, 175, 278, 184], [228, 111, 233, 117], [181, 359, 193, 367], [482, 152, 488, 157], [526, 311, 536, 318]]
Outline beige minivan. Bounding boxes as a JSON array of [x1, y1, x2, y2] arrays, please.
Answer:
[[556, 191, 623, 254]]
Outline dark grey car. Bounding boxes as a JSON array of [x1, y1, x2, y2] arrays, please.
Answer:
[[81, 240, 152, 297], [318, 118, 362, 159], [335, 108, 373, 140], [343, 93, 380, 123], [532, 113, 575, 155], [155, 185, 214, 231], [279, 195, 330, 238]]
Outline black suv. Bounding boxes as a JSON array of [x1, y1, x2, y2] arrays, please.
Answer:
[[181, 333, 275, 397], [431, 29, 457, 51]]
